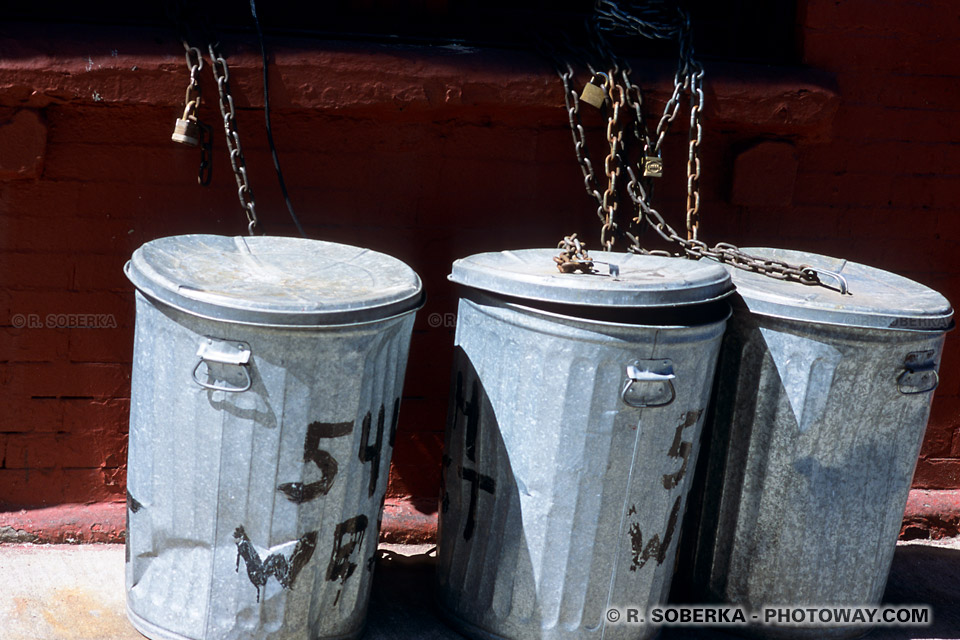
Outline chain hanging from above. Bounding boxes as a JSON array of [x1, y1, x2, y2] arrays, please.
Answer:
[[170, 0, 308, 238], [207, 42, 262, 236], [548, 1, 837, 290], [171, 44, 213, 186]]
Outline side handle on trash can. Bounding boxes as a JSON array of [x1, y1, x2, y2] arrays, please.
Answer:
[[621, 359, 676, 408], [897, 350, 939, 395], [192, 338, 253, 393]]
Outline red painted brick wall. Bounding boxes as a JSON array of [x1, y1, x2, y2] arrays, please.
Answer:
[[0, 0, 958, 540]]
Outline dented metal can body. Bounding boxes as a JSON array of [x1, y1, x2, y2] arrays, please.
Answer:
[[679, 249, 953, 640], [436, 250, 733, 640], [124, 235, 422, 640]]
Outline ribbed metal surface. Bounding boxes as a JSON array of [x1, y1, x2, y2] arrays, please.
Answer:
[[126, 292, 415, 640], [683, 309, 948, 640], [437, 292, 728, 640]]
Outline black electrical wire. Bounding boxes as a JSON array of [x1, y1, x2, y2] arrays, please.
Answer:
[[250, 0, 308, 239]]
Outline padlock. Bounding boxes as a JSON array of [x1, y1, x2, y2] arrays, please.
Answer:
[[580, 78, 607, 109], [172, 117, 201, 147], [643, 156, 664, 178]]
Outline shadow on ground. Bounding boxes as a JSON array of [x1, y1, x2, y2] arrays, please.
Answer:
[[364, 539, 960, 640]]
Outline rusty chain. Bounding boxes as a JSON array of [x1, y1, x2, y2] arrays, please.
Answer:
[[550, 1, 829, 288], [601, 70, 626, 251], [555, 234, 595, 273], [208, 43, 261, 236], [175, 44, 213, 186]]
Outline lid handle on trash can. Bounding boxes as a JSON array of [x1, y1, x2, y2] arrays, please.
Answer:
[[621, 360, 676, 408], [192, 338, 253, 393]]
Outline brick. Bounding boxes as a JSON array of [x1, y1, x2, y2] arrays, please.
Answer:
[[0, 215, 148, 254], [71, 253, 133, 291], [440, 124, 538, 163], [45, 104, 176, 146], [913, 458, 960, 490], [0, 181, 81, 218], [830, 106, 960, 144], [921, 419, 955, 458], [1, 397, 63, 433], [61, 398, 129, 436], [803, 29, 960, 75], [800, 141, 960, 177], [0, 468, 125, 508], [793, 172, 895, 207], [0, 252, 74, 290], [0, 110, 47, 180], [937, 339, 960, 396], [0, 290, 135, 329], [775, 206, 842, 241], [67, 326, 134, 363], [393, 397, 447, 435], [838, 73, 960, 111], [73, 181, 234, 220], [889, 176, 960, 209], [731, 141, 799, 206], [387, 430, 443, 500], [1, 362, 130, 399], [4, 432, 105, 469], [0, 326, 69, 363], [835, 207, 938, 242], [840, 234, 955, 275], [803, 0, 960, 39], [42, 143, 201, 185]]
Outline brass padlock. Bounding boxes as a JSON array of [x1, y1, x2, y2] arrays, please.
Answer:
[[172, 117, 201, 147], [580, 76, 607, 109], [643, 156, 664, 178]]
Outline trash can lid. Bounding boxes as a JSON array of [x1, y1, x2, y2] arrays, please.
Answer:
[[726, 248, 954, 331], [126, 235, 423, 326], [449, 249, 733, 308]]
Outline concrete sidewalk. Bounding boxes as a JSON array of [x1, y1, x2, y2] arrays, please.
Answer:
[[1, 539, 958, 640]]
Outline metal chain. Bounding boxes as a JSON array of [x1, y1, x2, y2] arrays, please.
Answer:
[[624, 167, 823, 285], [208, 43, 261, 236], [183, 44, 203, 112], [176, 44, 213, 186], [551, 1, 832, 289], [685, 62, 703, 240], [559, 63, 604, 211], [601, 70, 626, 251], [555, 234, 595, 273], [197, 121, 213, 186]]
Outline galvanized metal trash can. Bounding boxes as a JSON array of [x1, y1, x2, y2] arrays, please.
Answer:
[[680, 248, 953, 639], [435, 249, 734, 640], [123, 234, 423, 640]]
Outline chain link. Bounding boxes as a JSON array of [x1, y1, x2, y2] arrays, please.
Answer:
[[197, 121, 213, 186], [560, 64, 604, 210], [176, 43, 213, 187], [554, 234, 596, 273], [685, 62, 703, 240], [601, 71, 625, 251], [208, 43, 261, 235], [550, 1, 828, 289]]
